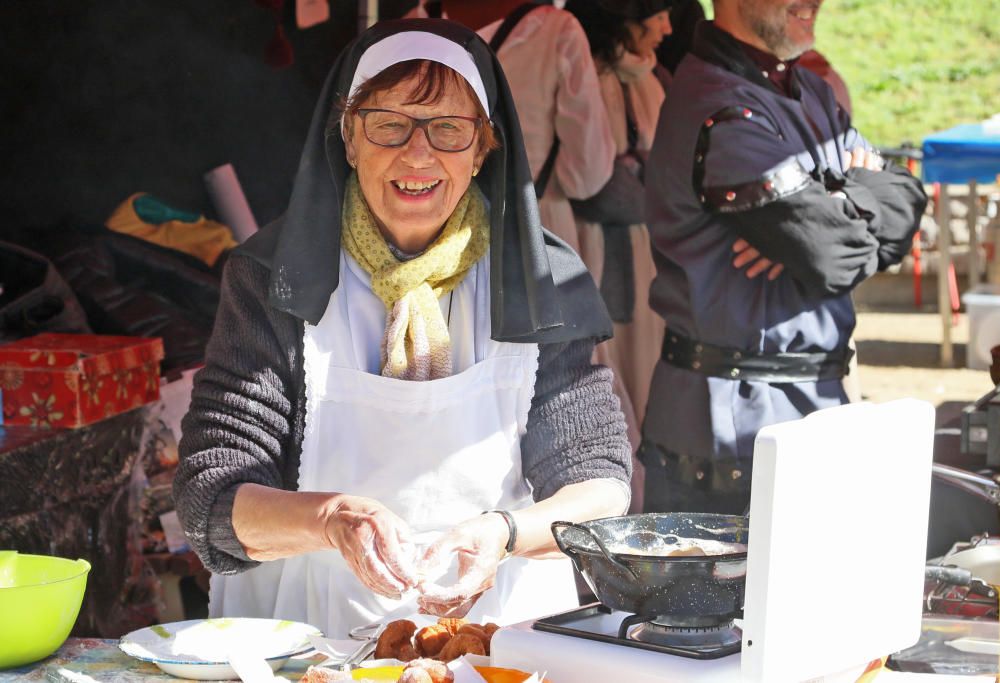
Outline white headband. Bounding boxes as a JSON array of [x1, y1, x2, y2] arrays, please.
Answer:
[[348, 31, 490, 115]]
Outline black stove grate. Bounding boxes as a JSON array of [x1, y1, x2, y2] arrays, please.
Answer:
[[532, 603, 743, 661]]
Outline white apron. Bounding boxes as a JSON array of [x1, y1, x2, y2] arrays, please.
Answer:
[[209, 251, 578, 637]]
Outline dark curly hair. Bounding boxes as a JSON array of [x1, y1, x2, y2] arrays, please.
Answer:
[[565, 0, 674, 66]]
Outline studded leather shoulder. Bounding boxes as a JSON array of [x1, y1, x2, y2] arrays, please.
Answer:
[[692, 106, 811, 213]]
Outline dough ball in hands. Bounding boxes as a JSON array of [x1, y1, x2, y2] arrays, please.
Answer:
[[435, 617, 468, 636], [375, 619, 418, 659], [437, 632, 486, 661], [414, 624, 453, 658], [398, 658, 455, 683]]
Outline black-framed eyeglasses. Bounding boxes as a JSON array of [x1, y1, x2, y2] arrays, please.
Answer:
[[356, 108, 482, 152]]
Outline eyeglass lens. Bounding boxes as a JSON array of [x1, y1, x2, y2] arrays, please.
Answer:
[[362, 110, 477, 152]]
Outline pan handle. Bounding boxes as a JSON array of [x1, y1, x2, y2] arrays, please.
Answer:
[[932, 463, 1000, 505], [551, 521, 579, 558], [551, 520, 640, 581]]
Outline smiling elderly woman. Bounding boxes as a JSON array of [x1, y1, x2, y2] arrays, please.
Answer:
[[173, 19, 631, 638]]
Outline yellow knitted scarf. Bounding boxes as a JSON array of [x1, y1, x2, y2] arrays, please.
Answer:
[[341, 172, 490, 381]]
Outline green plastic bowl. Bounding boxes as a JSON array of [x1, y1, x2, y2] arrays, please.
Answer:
[[0, 550, 91, 669]]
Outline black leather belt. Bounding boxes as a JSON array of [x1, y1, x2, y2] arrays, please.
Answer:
[[661, 329, 852, 383]]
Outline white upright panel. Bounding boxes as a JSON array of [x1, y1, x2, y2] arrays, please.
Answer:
[[740, 400, 935, 683]]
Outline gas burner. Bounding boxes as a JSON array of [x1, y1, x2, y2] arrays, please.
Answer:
[[534, 603, 743, 660], [616, 612, 742, 657], [627, 619, 743, 651]]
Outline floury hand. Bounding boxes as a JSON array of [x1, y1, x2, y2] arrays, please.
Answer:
[[324, 495, 420, 598], [415, 512, 509, 617]]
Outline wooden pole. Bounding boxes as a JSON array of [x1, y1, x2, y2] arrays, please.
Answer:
[[937, 183, 953, 366], [358, 0, 378, 32], [969, 179, 981, 290]]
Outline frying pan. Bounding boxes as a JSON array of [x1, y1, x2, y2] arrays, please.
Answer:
[[552, 513, 748, 627]]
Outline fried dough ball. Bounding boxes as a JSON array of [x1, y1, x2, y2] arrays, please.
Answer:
[[435, 617, 468, 636], [397, 657, 455, 683], [414, 624, 453, 658], [396, 642, 420, 662], [397, 670, 433, 683], [483, 622, 500, 638], [437, 632, 486, 661], [456, 624, 491, 655], [375, 619, 418, 660]]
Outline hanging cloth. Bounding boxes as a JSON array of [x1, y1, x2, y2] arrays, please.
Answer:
[[599, 78, 641, 323]]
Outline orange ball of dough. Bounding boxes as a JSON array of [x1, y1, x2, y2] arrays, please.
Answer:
[[375, 619, 417, 660], [437, 632, 486, 662], [414, 624, 453, 658]]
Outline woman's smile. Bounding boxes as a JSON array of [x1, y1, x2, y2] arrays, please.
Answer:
[[390, 176, 444, 201]]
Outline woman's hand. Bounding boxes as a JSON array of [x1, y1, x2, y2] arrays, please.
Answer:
[[415, 513, 509, 617], [324, 495, 420, 599]]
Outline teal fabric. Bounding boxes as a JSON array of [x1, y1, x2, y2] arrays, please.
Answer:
[[133, 194, 199, 224]]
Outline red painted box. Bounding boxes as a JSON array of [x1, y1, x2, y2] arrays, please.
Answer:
[[0, 333, 164, 428]]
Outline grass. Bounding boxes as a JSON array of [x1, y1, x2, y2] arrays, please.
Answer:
[[698, 0, 1000, 147]]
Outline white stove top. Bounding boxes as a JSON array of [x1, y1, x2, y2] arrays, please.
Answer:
[[492, 609, 742, 682], [492, 610, 882, 683]]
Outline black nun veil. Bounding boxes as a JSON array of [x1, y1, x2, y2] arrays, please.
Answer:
[[238, 19, 612, 343]]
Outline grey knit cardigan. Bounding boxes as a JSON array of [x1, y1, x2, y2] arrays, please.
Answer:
[[173, 253, 631, 575]]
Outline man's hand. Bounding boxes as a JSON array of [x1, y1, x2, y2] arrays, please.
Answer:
[[324, 495, 420, 599], [843, 147, 884, 172], [415, 513, 509, 618], [732, 238, 784, 280]]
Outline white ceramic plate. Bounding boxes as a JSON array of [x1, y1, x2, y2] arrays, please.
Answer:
[[118, 617, 321, 680]]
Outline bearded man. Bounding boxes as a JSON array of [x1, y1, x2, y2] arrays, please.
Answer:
[[640, 0, 927, 514]]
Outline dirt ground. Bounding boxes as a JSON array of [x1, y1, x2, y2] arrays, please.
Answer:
[[853, 310, 992, 425]]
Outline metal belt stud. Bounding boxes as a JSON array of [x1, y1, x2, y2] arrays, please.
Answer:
[[732, 470, 742, 479], [730, 368, 740, 378]]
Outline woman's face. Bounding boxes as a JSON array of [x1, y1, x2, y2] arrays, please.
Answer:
[[345, 71, 484, 253], [627, 10, 673, 59]]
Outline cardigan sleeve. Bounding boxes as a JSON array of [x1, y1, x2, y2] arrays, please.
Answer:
[[174, 254, 303, 575], [520, 338, 632, 501]]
